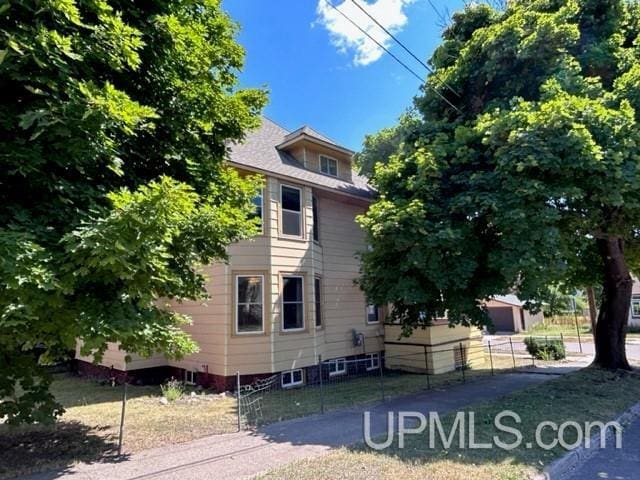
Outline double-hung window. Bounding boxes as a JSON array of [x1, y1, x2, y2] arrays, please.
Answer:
[[282, 275, 304, 331], [632, 296, 640, 318], [319, 155, 338, 177], [236, 275, 264, 334], [312, 195, 319, 242], [366, 304, 380, 324], [328, 358, 346, 376], [250, 189, 263, 233], [314, 277, 322, 328], [281, 185, 302, 237]]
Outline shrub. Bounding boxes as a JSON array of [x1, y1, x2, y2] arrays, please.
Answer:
[[160, 377, 184, 402], [524, 337, 566, 361]]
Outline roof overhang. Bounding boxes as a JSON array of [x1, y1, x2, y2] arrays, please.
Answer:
[[276, 133, 355, 157], [228, 160, 374, 205]]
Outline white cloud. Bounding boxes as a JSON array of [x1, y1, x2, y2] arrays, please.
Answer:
[[315, 0, 415, 66]]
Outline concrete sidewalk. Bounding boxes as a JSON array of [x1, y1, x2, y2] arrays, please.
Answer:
[[24, 373, 557, 480], [562, 417, 640, 480]]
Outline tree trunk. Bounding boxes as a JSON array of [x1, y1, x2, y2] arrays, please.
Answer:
[[587, 286, 597, 340], [592, 237, 632, 370]]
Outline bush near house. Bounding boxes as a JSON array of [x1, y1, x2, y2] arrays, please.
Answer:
[[524, 337, 566, 360], [160, 378, 184, 402]]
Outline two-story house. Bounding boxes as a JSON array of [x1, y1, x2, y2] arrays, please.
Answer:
[[76, 117, 385, 390]]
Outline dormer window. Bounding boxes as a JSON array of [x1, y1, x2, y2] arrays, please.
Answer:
[[320, 155, 338, 177]]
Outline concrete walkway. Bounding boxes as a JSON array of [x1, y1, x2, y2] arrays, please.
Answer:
[[562, 417, 640, 480], [25, 373, 557, 480], [484, 334, 640, 360]]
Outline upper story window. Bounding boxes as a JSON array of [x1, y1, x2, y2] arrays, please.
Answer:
[[314, 277, 322, 328], [249, 189, 263, 233], [236, 275, 264, 334], [312, 196, 319, 242], [282, 275, 304, 331], [366, 304, 380, 324], [281, 185, 302, 237], [319, 155, 338, 177]]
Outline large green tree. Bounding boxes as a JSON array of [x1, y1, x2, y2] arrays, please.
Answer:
[[0, 0, 266, 423], [358, 0, 640, 369]]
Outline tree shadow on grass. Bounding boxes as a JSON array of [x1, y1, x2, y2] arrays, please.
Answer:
[[0, 420, 128, 480]]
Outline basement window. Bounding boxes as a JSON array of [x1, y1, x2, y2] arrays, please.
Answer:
[[184, 370, 196, 385], [365, 353, 380, 371], [328, 358, 346, 376], [281, 369, 304, 388]]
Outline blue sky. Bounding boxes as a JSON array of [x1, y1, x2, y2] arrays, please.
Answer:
[[224, 0, 465, 151]]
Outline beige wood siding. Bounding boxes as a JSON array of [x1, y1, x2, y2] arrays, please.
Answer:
[[84, 172, 377, 380], [385, 325, 484, 374]]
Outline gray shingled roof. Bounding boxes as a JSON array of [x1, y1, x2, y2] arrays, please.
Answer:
[[228, 117, 374, 200], [282, 125, 350, 151], [492, 295, 525, 307]]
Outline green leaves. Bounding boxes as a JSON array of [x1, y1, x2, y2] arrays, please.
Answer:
[[1, 0, 266, 423], [359, 0, 640, 334]]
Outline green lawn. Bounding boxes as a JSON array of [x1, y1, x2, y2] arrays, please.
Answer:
[[244, 354, 535, 426], [525, 320, 592, 337], [257, 368, 640, 480]]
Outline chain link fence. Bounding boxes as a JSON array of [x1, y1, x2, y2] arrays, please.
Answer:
[[235, 339, 543, 430]]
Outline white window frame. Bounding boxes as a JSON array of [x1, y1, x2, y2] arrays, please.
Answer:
[[235, 274, 265, 335], [632, 296, 640, 318], [366, 304, 380, 324], [328, 358, 346, 376], [281, 275, 305, 331], [319, 155, 339, 177], [365, 353, 380, 371], [281, 368, 304, 388], [280, 184, 303, 238], [184, 370, 196, 385]]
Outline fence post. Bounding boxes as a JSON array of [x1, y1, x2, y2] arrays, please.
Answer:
[[117, 375, 127, 456], [509, 338, 516, 369], [459, 343, 466, 383], [236, 371, 241, 432], [488, 341, 494, 376], [379, 356, 385, 402], [318, 355, 325, 414], [423, 345, 431, 390], [560, 332, 564, 345]]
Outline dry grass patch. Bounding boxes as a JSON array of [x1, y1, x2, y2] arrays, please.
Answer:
[[0, 374, 237, 479]]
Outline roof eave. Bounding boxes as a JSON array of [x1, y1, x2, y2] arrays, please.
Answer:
[[276, 133, 355, 156], [227, 160, 374, 203]]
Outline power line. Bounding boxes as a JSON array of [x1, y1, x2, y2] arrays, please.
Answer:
[[350, 0, 460, 97], [326, 1, 462, 114]]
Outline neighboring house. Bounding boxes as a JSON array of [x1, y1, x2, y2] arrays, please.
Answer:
[[485, 295, 544, 333], [76, 117, 477, 390], [629, 278, 640, 327]]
